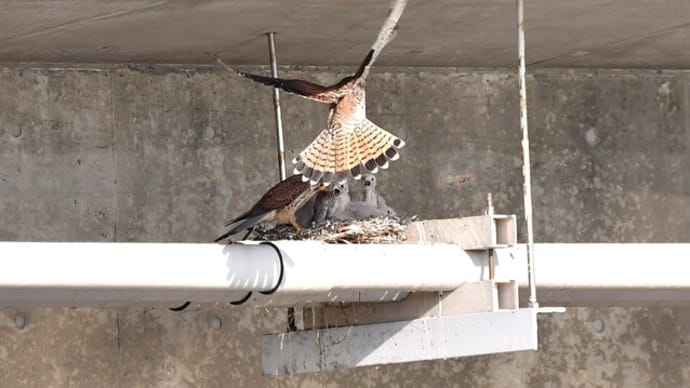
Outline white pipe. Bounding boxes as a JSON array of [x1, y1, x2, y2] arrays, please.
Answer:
[[270, 241, 482, 292], [500, 244, 690, 305], [3, 242, 690, 307], [0, 242, 280, 289], [248, 290, 410, 307], [0, 242, 281, 305], [0, 289, 252, 308], [501, 244, 690, 288], [0, 241, 485, 306]]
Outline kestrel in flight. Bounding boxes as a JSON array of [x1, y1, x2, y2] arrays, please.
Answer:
[[214, 174, 319, 242], [211, 0, 408, 186]]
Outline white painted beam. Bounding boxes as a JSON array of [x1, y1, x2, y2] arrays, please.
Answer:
[[262, 308, 539, 375]]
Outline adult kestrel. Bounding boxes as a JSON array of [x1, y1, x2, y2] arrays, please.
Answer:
[[211, 0, 408, 186], [214, 174, 319, 242]]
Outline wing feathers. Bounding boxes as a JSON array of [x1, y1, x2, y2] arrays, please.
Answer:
[[209, 52, 341, 103], [211, 0, 409, 187], [219, 175, 308, 237]]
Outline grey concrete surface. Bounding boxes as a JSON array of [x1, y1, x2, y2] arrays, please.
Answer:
[[0, 64, 689, 386], [2, 1, 690, 68]]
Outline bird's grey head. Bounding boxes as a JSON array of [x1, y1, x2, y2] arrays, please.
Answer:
[[332, 181, 349, 197], [362, 174, 376, 190]]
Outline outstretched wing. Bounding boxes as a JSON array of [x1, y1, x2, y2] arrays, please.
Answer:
[[357, 0, 408, 81], [210, 52, 344, 103]]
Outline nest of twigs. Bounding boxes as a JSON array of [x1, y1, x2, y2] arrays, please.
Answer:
[[253, 216, 414, 244]]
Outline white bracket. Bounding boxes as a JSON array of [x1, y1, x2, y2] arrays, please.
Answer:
[[262, 308, 539, 375], [406, 214, 517, 250], [260, 214, 545, 375]]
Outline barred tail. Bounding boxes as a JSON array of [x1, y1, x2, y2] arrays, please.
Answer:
[[214, 214, 265, 242], [292, 120, 405, 186]]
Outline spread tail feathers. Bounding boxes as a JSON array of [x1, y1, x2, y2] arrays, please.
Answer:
[[293, 120, 405, 185]]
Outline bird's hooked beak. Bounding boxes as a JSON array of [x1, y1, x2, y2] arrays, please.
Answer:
[[311, 182, 329, 192]]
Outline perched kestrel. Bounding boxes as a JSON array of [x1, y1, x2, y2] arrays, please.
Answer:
[[214, 174, 319, 242], [211, 0, 408, 186]]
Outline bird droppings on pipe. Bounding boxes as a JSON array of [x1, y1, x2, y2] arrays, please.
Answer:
[[14, 314, 26, 330], [585, 128, 598, 146], [208, 315, 222, 330], [10, 125, 22, 138]]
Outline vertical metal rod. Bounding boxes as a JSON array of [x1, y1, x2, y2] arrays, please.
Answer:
[[486, 193, 495, 280], [517, 0, 538, 308], [267, 32, 294, 331], [267, 32, 287, 181]]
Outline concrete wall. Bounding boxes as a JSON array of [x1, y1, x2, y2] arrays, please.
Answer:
[[0, 65, 689, 387]]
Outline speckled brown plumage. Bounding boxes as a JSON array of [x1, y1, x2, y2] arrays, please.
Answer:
[[214, 174, 316, 241], [211, 0, 408, 186]]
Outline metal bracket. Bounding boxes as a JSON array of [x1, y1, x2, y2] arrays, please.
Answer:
[[262, 308, 540, 375], [259, 214, 537, 375], [406, 214, 517, 250]]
